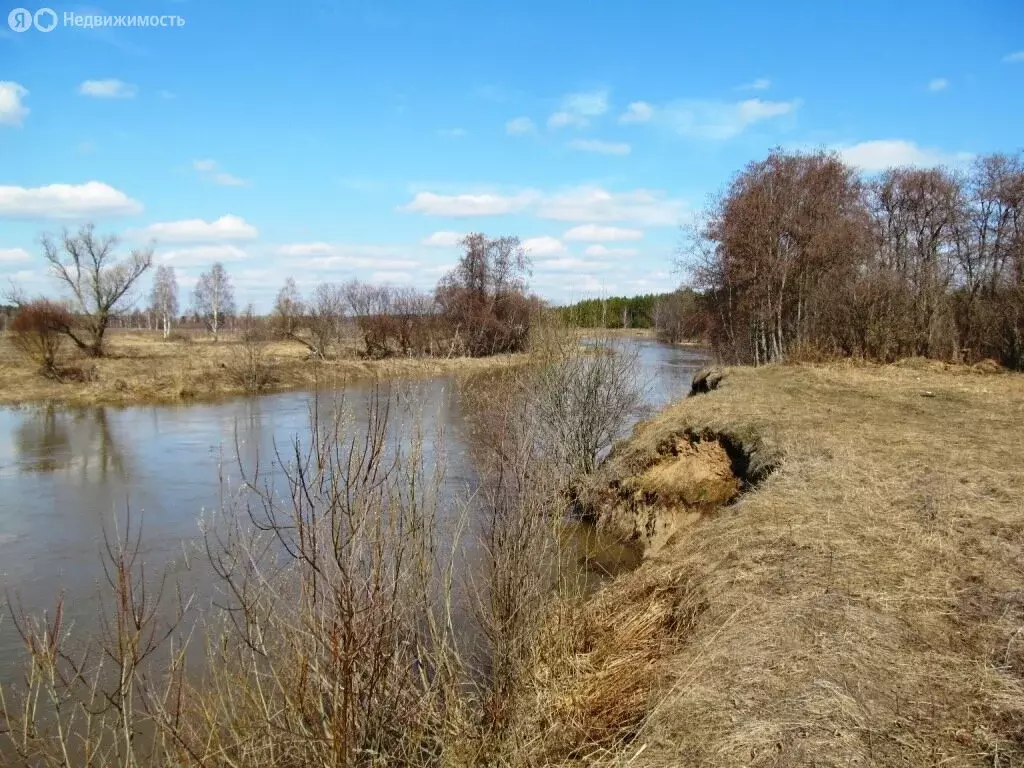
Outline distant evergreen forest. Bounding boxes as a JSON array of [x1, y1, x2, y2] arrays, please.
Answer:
[[557, 293, 665, 329]]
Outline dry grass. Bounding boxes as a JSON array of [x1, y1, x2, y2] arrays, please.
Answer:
[[0, 329, 528, 406], [573, 359, 1024, 766]]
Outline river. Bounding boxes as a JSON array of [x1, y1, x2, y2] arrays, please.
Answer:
[[0, 338, 708, 675]]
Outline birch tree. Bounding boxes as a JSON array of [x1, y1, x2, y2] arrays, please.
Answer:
[[149, 265, 179, 339], [193, 262, 235, 341]]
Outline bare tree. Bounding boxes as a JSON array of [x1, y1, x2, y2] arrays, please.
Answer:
[[307, 282, 347, 358], [149, 265, 179, 339], [271, 277, 315, 352], [39, 223, 153, 356], [192, 262, 235, 341]]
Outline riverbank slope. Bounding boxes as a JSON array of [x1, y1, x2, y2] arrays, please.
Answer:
[[582, 358, 1024, 765], [0, 330, 528, 407]]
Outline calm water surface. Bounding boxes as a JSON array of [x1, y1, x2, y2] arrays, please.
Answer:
[[0, 339, 708, 670]]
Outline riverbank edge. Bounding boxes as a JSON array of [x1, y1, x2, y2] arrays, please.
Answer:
[[0, 352, 532, 409], [555, 358, 1024, 765]]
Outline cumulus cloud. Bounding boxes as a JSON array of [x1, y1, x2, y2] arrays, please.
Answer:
[[563, 224, 643, 242], [584, 244, 639, 257], [400, 191, 539, 217], [548, 89, 608, 129], [836, 139, 973, 171], [927, 78, 949, 92], [422, 231, 464, 247], [567, 138, 631, 155], [0, 82, 29, 126], [157, 244, 249, 267], [659, 98, 800, 140], [78, 79, 137, 98], [0, 247, 31, 263], [0, 182, 143, 219], [538, 187, 687, 226], [135, 215, 258, 242], [618, 101, 653, 124], [522, 236, 566, 257], [193, 159, 248, 187], [505, 116, 536, 135]]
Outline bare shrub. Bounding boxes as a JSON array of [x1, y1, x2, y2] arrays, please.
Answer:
[[0, 387, 468, 766], [532, 336, 643, 479], [8, 300, 72, 377], [225, 305, 274, 393]]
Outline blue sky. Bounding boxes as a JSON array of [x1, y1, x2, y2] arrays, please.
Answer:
[[2, 0, 1023, 310]]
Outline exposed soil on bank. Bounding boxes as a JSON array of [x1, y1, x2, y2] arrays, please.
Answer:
[[566, 358, 1024, 766], [0, 330, 529, 407]]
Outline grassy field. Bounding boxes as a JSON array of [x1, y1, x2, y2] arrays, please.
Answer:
[[576, 358, 1024, 766], [0, 329, 528, 407]]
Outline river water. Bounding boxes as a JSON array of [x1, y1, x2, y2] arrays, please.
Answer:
[[0, 338, 708, 674]]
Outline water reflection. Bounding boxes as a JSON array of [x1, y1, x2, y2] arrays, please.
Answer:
[[12, 406, 128, 480]]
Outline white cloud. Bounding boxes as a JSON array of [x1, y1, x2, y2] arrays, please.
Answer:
[[564, 224, 643, 242], [0, 247, 31, 263], [506, 116, 536, 135], [567, 139, 631, 155], [618, 101, 653, 124], [0, 182, 143, 219], [401, 191, 539, 217], [401, 186, 687, 226], [538, 187, 687, 226], [422, 231, 464, 247], [584, 244, 639, 257], [522, 236, 565, 257], [563, 90, 608, 116], [159, 90, 176, 99], [836, 139, 973, 171], [927, 78, 949, 92], [276, 242, 420, 270], [548, 89, 608, 129], [192, 159, 248, 187], [1003, 51, 1024, 63], [78, 79, 137, 98], [158, 244, 249, 267], [0, 82, 29, 126], [438, 127, 468, 138], [136, 215, 258, 242], [664, 97, 800, 140], [737, 78, 771, 91]]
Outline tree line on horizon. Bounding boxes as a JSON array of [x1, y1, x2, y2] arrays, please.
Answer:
[[686, 148, 1024, 369], [3, 229, 542, 376]]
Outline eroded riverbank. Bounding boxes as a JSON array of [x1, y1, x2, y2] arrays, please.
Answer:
[[565, 359, 1024, 765]]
